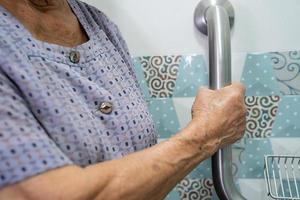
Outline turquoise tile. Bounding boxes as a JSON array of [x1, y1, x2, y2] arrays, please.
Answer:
[[173, 55, 208, 97], [132, 57, 151, 99], [272, 95, 300, 137], [279, 179, 300, 198], [188, 158, 212, 179], [241, 54, 280, 96], [212, 191, 219, 200], [148, 98, 180, 138], [133, 53, 300, 200], [164, 188, 181, 200], [270, 51, 300, 95], [233, 138, 273, 179]]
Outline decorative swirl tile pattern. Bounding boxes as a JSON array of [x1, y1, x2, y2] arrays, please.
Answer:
[[270, 51, 300, 95], [140, 56, 182, 98], [245, 96, 280, 138], [132, 53, 300, 199], [177, 178, 214, 200]]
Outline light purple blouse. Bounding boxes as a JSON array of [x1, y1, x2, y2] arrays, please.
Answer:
[[0, 0, 157, 187]]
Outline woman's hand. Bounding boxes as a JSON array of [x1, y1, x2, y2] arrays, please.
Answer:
[[179, 82, 247, 157]]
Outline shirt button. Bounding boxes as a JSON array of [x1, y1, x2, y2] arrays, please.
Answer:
[[99, 102, 113, 114], [69, 51, 80, 63]]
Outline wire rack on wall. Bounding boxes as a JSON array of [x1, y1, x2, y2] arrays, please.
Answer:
[[264, 155, 300, 200]]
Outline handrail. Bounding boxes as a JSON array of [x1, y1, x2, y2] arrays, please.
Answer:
[[194, 0, 247, 199]]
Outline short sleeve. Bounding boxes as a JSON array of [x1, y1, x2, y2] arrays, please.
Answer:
[[0, 72, 73, 188]]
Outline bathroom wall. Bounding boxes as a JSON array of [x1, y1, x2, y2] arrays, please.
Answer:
[[84, 0, 300, 82], [83, 0, 300, 54], [82, 0, 300, 199]]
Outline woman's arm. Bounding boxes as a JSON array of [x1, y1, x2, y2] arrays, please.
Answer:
[[0, 83, 246, 200]]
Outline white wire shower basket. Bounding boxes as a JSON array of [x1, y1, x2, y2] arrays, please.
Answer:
[[264, 155, 300, 200]]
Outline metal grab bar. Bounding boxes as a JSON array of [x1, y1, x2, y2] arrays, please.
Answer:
[[194, 0, 246, 199]]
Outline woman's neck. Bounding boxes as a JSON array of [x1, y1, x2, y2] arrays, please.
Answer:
[[0, 0, 89, 47]]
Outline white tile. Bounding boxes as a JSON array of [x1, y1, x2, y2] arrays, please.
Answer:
[[270, 138, 300, 156], [232, 53, 248, 82], [172, 97, 195, 128], [237, 179, 272, 200]]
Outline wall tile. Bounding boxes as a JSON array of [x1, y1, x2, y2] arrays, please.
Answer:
[[270, 138, 300, 156], [272, 96, 300, 137], [138, 56, 182, 98], [133, 55, 208, 99], [245, 96, 280, 138], [172, 97, 194, 128], [148, 98, 180, 138], [188, 159, 212, 180], [132, 53, 300, 200], [241, 54, 280, 96], [233, 138, 273, 179], [164, 188, 181, 200], [277, 180, 300, 198], [270, 51, 300, 95], [237, 179, 271, 200], [177, 178, 214, 200], [173, 55, 208, 97]]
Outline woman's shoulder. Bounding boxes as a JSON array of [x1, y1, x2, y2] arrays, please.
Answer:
[[74, 0, 134, 69], [0, 8, 25, 58], [73, 0, 119, 33], [0, 10, 19, 39]]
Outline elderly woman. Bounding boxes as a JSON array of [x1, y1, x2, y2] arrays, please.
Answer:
[[0, 0, 246, 199]]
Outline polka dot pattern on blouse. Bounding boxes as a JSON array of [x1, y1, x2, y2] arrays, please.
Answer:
[[0, 0, 157, 187]]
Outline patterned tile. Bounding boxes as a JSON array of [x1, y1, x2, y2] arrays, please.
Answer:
[[270, 138, 300, 156], [232, 138, 273, 179], [241, 54, 280, 96], [164, 187, 181, 200], [237, 179, 272, 200], [133, 55, 208, 99], [245, 96, 281, 138], [148, 98, 180, 138], [270, 51, 300, 95], [272, 96, 300, 137], [172, 97, 194, 128], [133, 53, 300, 200], [138, 56, 182, 98], [177, 178, 214, 200], [173, 55, 208, 97], [188, 159, 212, 180]]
